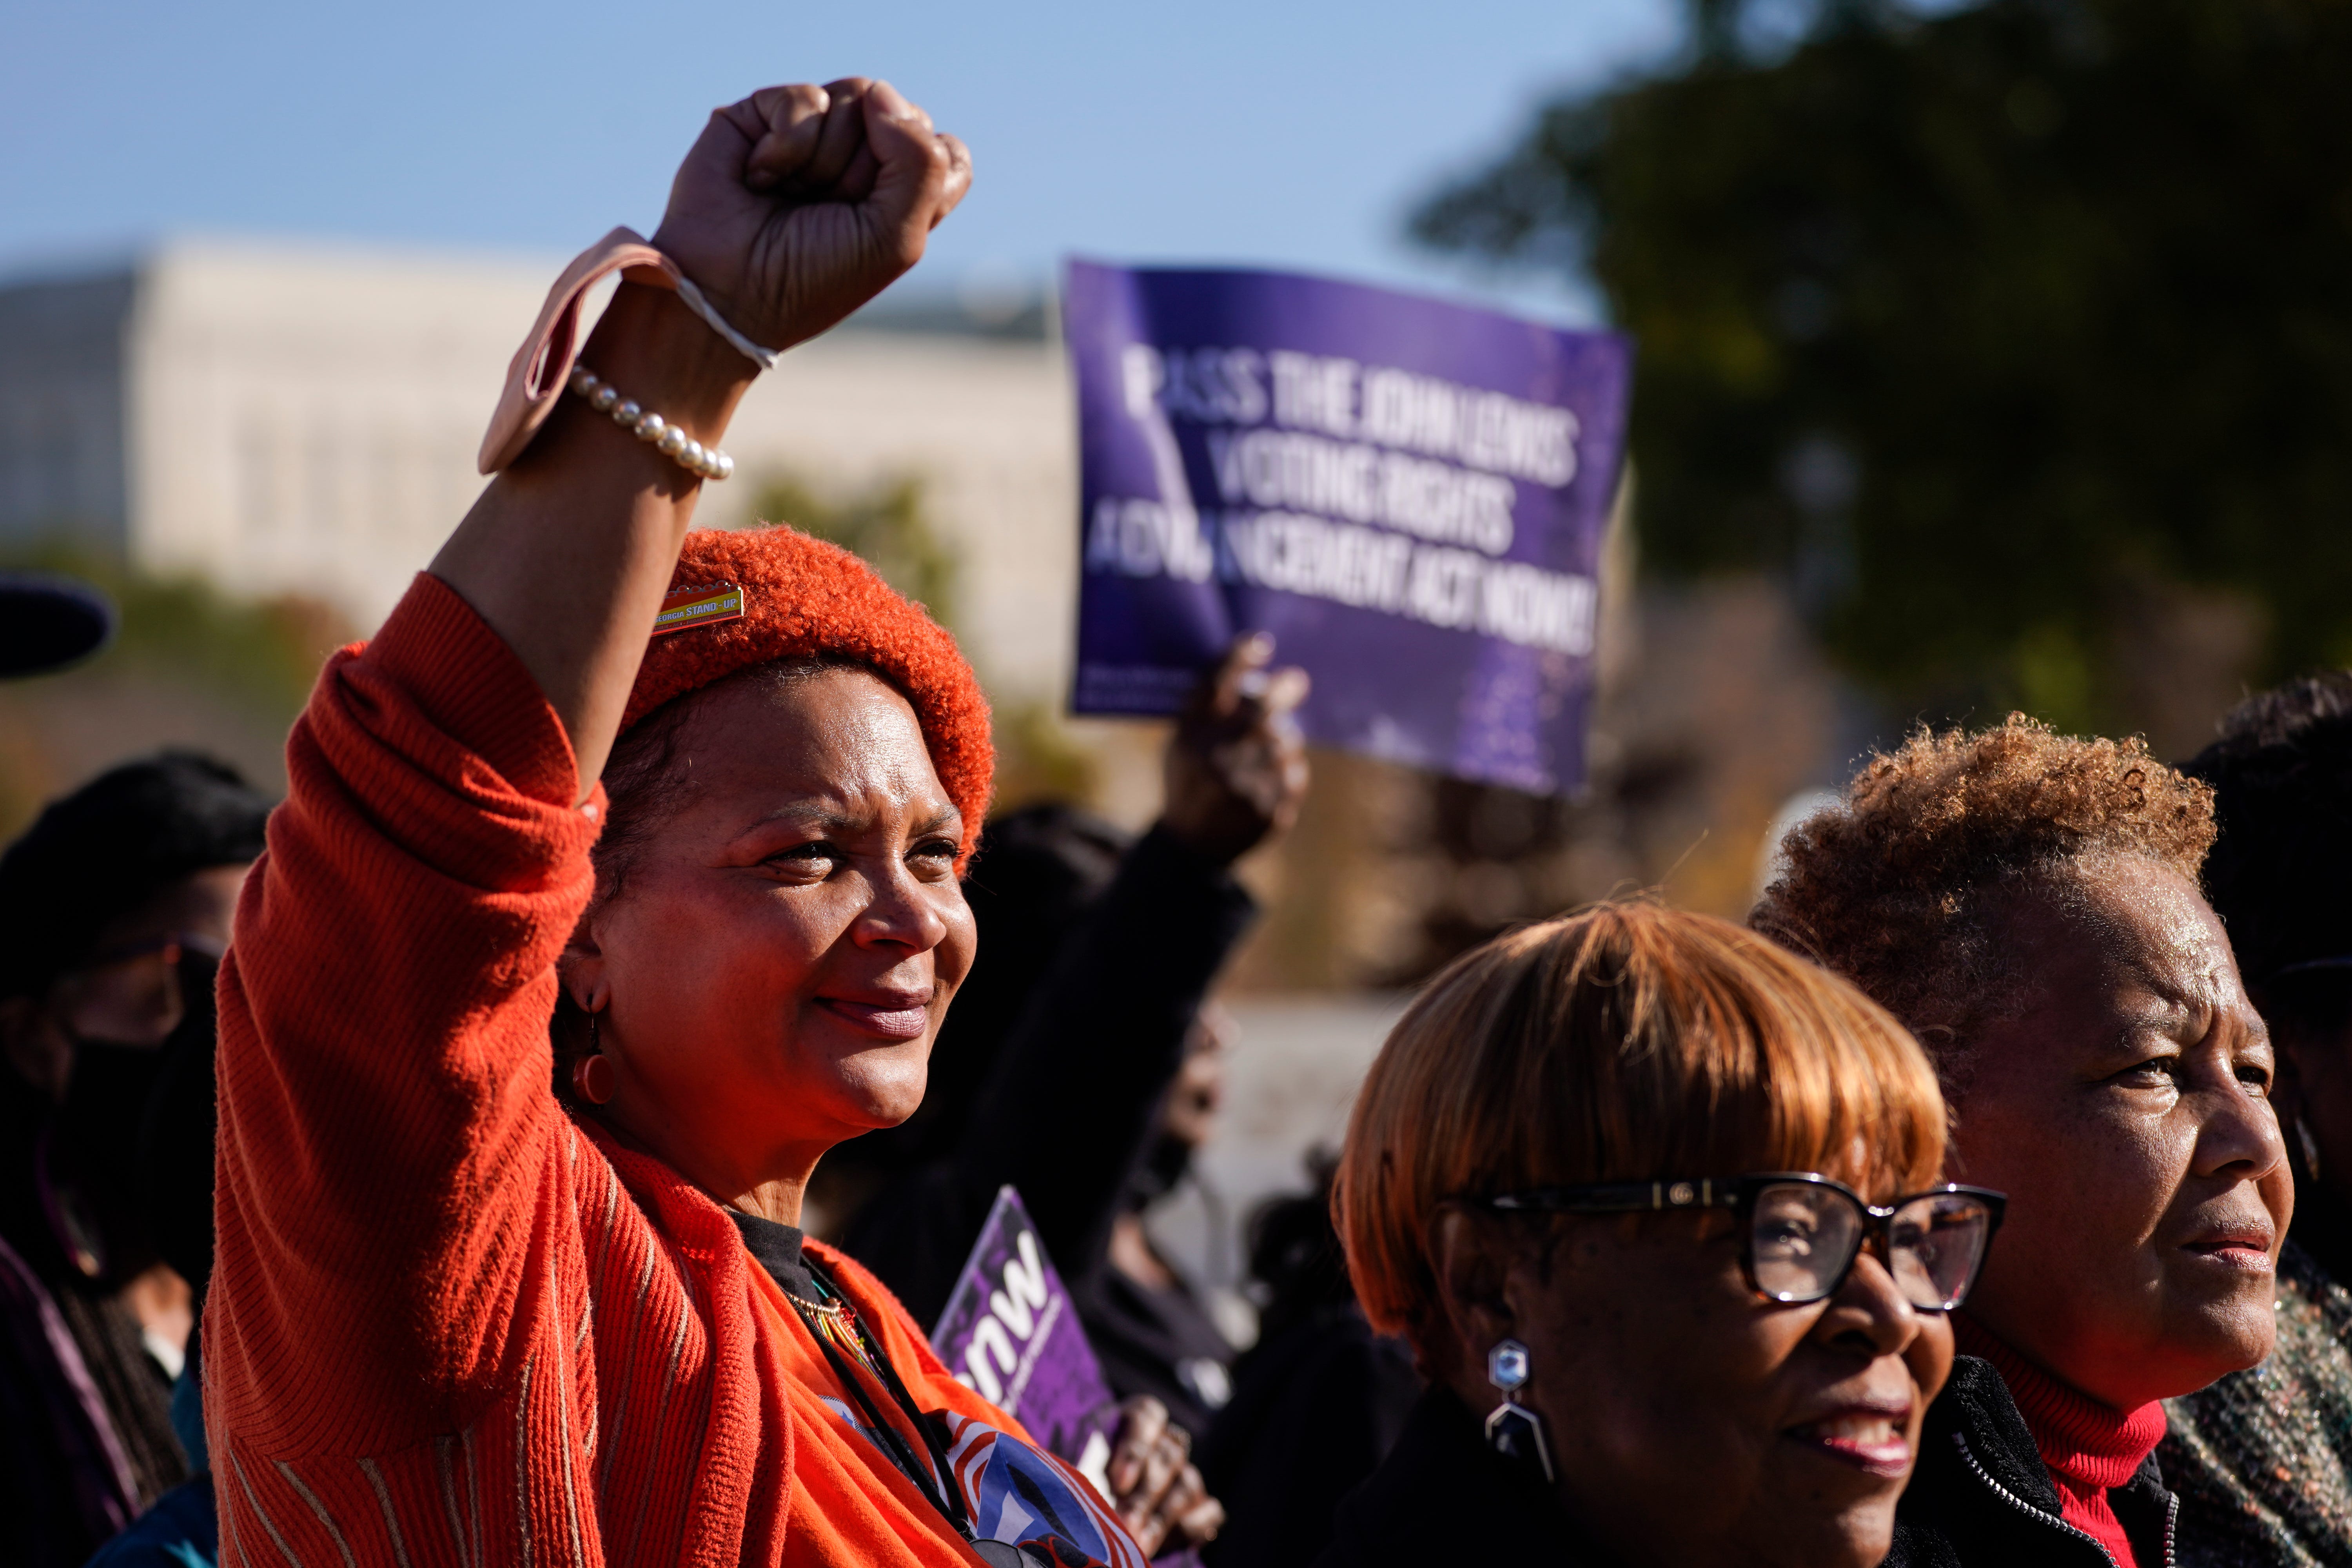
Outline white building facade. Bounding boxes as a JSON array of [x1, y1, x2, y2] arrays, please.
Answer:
[[0, 238, 1084, 708]]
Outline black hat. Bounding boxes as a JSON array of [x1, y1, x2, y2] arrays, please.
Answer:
[[0, 572, 116, 677], [0, 751, 273, 1001]]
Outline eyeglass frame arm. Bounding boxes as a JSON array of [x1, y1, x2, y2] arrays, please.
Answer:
[[1488, 1178, 1743, 1214], [1482, 1173, 2005, 1227]]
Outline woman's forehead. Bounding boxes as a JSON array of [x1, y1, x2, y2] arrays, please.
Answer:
[[676, 671, 952, 816], [2006, 856, 2234, 993], [701, 666, 923, 751]]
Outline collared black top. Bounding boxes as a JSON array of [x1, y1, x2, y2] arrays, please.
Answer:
[[725, 1209, 819, 1303], [1887, 1356, 2176, 1568]]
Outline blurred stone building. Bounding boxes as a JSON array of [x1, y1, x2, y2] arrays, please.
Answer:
[[0, 241, 1081, 715], [0, 238, 1172, 817], [0, 241, 543, 612]]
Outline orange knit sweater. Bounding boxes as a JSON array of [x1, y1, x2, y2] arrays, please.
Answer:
[[205, 574, 1130, 1567]]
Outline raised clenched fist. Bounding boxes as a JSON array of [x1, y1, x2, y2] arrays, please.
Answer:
[[651, 78, 972, 355]]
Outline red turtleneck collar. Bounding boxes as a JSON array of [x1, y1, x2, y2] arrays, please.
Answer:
[[1953, 1316, 2167, 1566]]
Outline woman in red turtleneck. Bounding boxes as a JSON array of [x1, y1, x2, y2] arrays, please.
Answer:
[[1751, 719, 2294, 1568], [1948, 1319, 2169, 1564]]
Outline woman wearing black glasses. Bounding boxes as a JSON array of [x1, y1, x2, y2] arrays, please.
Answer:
[[1321, 900, 1994, 1568], [1757, 718, 2292, 1567]]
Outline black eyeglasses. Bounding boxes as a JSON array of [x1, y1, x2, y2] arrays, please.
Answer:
[[1483, 1173, 2006, 1313]]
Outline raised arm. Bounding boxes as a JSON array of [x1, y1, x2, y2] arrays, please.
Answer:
[[206, 80, 969, 1450], [434, 78, 971, 793]]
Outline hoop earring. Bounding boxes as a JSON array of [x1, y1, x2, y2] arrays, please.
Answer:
[[1485, 1339, 1554, 1483], [570, 1009, 614, 1105]]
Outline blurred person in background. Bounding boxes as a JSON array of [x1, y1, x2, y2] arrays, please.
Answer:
[[1323, 901, 1987, 1567], [203, 78, 1213, 1566], [86, 926, 228, 1568], [0, 571, 115, 679], [1197, 1152, 1419, 1568], [1090, 1000, 1242, 1443], [2152, 674, 2352, 1566], [0, 751, 268, 1568], [1754, 717, 2289, 1567], [843, 637, 1307, 1447]]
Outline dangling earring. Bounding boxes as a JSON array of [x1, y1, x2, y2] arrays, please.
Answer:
[[570, 1008, 614, 1105], [2297, 1116, 2324, 1182], [1485, 1338, 1554, 1483]]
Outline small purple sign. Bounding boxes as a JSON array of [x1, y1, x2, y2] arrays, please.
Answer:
[[1066, 261, 1632, 795], [933, 1186, 1120, 1490]]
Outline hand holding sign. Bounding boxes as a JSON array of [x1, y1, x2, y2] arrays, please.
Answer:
[[1160, 633, 1311, 864], [1107, 1395, 1227, 1555], [932, 1189, 1227, 1561]]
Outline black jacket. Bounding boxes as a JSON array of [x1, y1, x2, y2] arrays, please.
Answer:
[[1201, 1301, 1421, 1568], [1080, 1258, 1236, 1443], [1889, 1356, 2176, 1568], [1314, 1388, 1615, 1567]]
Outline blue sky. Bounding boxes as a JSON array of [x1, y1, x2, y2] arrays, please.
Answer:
[[0, 0, 1681, 321]]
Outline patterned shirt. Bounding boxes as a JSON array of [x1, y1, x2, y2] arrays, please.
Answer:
[[2161, 1238, 2352, 1566]]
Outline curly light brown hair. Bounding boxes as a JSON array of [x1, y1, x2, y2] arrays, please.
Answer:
[[1750, 715, 2216, 1090]]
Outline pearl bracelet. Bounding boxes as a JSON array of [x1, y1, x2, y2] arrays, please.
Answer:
[[566, 366, 736, 481]]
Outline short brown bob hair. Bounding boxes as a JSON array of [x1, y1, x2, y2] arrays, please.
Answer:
[[1335, 900, 1946, 1355]]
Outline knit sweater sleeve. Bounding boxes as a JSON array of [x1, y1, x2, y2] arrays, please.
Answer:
[[208, 573, 603, 1456]]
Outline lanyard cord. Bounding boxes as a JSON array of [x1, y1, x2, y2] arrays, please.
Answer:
[[792, 1262, 977, 1542]]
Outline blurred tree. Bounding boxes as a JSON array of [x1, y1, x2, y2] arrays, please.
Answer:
[[987, 699, 1102, 815], [751, 470, 961, 629], [1417, 0, 2352, 739], [0, 546, 352, 833]]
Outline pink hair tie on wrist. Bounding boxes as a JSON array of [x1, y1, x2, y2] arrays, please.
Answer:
[[476, 226, 778, 475]]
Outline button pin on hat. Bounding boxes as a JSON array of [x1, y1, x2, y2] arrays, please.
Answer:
[[652, 581, 748, 637]]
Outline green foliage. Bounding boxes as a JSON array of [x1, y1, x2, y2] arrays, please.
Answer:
[[1417, 0, 2352, 729], [2, 543, 348, 719], [987, 698, 1101, 813], [0, 543, 354, 836], [751, 470, 960, 630]]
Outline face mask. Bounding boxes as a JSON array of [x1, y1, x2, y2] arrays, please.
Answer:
[[1125, 1127, 1196, 1211], [40, 949, 217, 1285]]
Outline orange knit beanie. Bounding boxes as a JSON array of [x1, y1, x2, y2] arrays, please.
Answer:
[[621, 527, 994, 866]]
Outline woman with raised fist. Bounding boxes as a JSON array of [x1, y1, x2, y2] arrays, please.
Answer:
[[204, 79, 1204, 1567]]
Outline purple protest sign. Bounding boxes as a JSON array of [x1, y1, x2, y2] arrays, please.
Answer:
[[1066, 261, 1631, 794], [933, 1185, 1120, 1490]]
